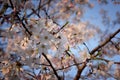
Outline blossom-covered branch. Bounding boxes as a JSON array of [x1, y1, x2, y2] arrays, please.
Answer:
[[90, 29, 120, 55], [9, 0, 32, 36]]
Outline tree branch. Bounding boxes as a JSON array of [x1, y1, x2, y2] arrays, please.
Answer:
[[93, 57, 120, 64], [72, 35, 120, 80], [26, 0, 51, 18], [56, 62, 84, 71], [83, 42, 90, 54], [9, 0, 32, 36], [74, 62, 86, 80], [55, 21, 69, 34], [42, 53, 61, 80], [90, 29, 120, 55]]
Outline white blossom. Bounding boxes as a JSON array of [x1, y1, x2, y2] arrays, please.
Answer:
[[79, 50, 90, 62], [40, 30, 55, 43], [38, 43, 50, 54]]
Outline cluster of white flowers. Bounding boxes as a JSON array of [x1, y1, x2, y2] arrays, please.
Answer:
[[0, 18, 96, 76], [3, 19, 67, 69], [63, 22, 96, 46]]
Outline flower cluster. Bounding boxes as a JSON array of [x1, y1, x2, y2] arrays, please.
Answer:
[[1, 18, 96, 78]]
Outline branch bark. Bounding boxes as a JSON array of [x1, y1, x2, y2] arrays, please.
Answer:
[[90, 29, 120, 55], [42, 53, 61, 80], [73, 58, 87, 80], [74, 28, 120, 80], [74, 62, 86, 80], [9, 0, 32, 36]]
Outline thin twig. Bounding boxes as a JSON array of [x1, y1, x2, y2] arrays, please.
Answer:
[[43, 9, 60, 26], [93, 57, 120, 64], [27, 0, 51, 18], [56, 62, 84, 71], [42, 53, 61, 80], [54, 21, 69, 34], [35, 63, 50, 66], [9, 0, 32, 36], [83, 42, 91, 54]]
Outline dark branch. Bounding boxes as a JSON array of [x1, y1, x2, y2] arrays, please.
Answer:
[[90, 29, 120, 55], [26, 0, 51, 18], [93, 57, 120, 64], [9, 0, 32, 36], [9, 0, 14, 9], [83, 42, 91, 54], [74, 62, 86, 80], [54, 21, 69, 34], [56, 62, 84, 71], [42, 53, 61, 80], [43, 9, 60, 26]]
